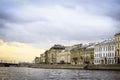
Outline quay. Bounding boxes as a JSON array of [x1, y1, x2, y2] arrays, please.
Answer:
[[31, 64, 85, 69], [29, 64, 120, 70], [86, 64, 120, 71]]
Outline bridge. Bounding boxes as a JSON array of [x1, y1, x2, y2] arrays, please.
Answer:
[[0, 60, 18, 67]]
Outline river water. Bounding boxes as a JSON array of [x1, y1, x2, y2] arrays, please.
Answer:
[[0, 67, 120, 80]]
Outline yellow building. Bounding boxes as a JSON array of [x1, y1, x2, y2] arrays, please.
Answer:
[[115, 33, 120, 64], [70, 44, 84, 65], [57, 47, 72, 64], [84, 45, 94, 64], [47, 44, 65, 64], [40, 53, 45, 64], [70, 44, 95, 65], [70, 48, 81, 65], [44, 50, 49, 64], [34, 57, 40, 64]]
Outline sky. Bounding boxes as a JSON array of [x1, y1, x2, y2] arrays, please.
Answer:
[[0, 0, 120, 62]]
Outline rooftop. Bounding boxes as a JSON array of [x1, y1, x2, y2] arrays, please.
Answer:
[[95, 39, 115, 46], [71, 43, 96, 51], [115, 33, 120, 36]]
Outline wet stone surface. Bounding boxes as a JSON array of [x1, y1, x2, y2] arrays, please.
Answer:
[[0, 67, 120, 80]]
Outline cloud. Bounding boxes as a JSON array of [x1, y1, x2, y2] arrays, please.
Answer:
[[0, 0, 120, 62], [0, 0, 119, 47]]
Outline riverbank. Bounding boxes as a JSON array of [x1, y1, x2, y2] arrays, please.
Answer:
[[31, 64, 85, 69], [29, 64, 120, 70], [86, 64, 120, 71]]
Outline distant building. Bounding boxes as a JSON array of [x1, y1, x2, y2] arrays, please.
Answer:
[[57, 46, 72, 64], [70, 43, 95, 65], [34, 57, 40, 64], [47, 44, 65, 64], [40, 54, 45, 64], [115, 33, 120, 64], [84, 44, 95, 64], [44, 50, 49, 64], [94, 39, 115, 65], [70, 44, 83, 65]]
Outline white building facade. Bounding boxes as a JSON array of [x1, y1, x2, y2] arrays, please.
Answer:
[[94, 39, 115, 65]]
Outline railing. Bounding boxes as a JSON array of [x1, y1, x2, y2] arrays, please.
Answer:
[[0, 60, 16, 64]]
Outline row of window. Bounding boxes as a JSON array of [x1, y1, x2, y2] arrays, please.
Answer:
[[116, 37, 120, 42], [95, 46, 114, 52], [94, 59, 115, 64], [116, 43, 120, 48], [94, 53, 115, 58]]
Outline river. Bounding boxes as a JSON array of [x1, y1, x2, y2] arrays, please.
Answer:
[[0, 67, 120, 80]]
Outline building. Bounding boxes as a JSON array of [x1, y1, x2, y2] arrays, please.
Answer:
[[44, 50, 49, 64], [40, 53, 45, 64], [56, 46, 72, 64], [34, 57, 40, 64], [70, 44, 95, 65], [84, 44, 95, 64], [115, 33, 120, 64], [70, 44, 85, 65], [94, 39, 115, 65], [47, 44, 65, 64]]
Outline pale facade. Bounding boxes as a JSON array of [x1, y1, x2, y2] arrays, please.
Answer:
[[115, 33, 120, 64], [94, 39, 115, 65], [40, 54, 45, 64], [47, 44, 65, 64], [57, 47, 72, 64], [34, 57, 40, 64]]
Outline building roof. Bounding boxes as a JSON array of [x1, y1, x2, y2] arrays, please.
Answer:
[[62, 46, 73, 52], [115, 33, 120, 36], [35, 57, 40, 59], [95, 39, 115, 46], [51, 44, 65, 49], [71, 43, 96, 51], [86, 44, 96, 49]]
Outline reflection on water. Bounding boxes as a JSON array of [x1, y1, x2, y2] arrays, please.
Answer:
[[0, 67, 120, 80]]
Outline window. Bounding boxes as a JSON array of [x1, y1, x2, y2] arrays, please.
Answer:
[[108, 46, 110, 51], [104, 47, 105, 51], [110, 46, 111, 51], [103, 53, 105, 57], [112, 46, 114, 50], [106, 53, 107, 57], [112, 53, 114, 57]]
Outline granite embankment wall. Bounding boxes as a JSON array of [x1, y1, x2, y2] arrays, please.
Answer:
[[86, 64, 120, 70], [26, 64, 120, 70], [31, 64, 85, 69]]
